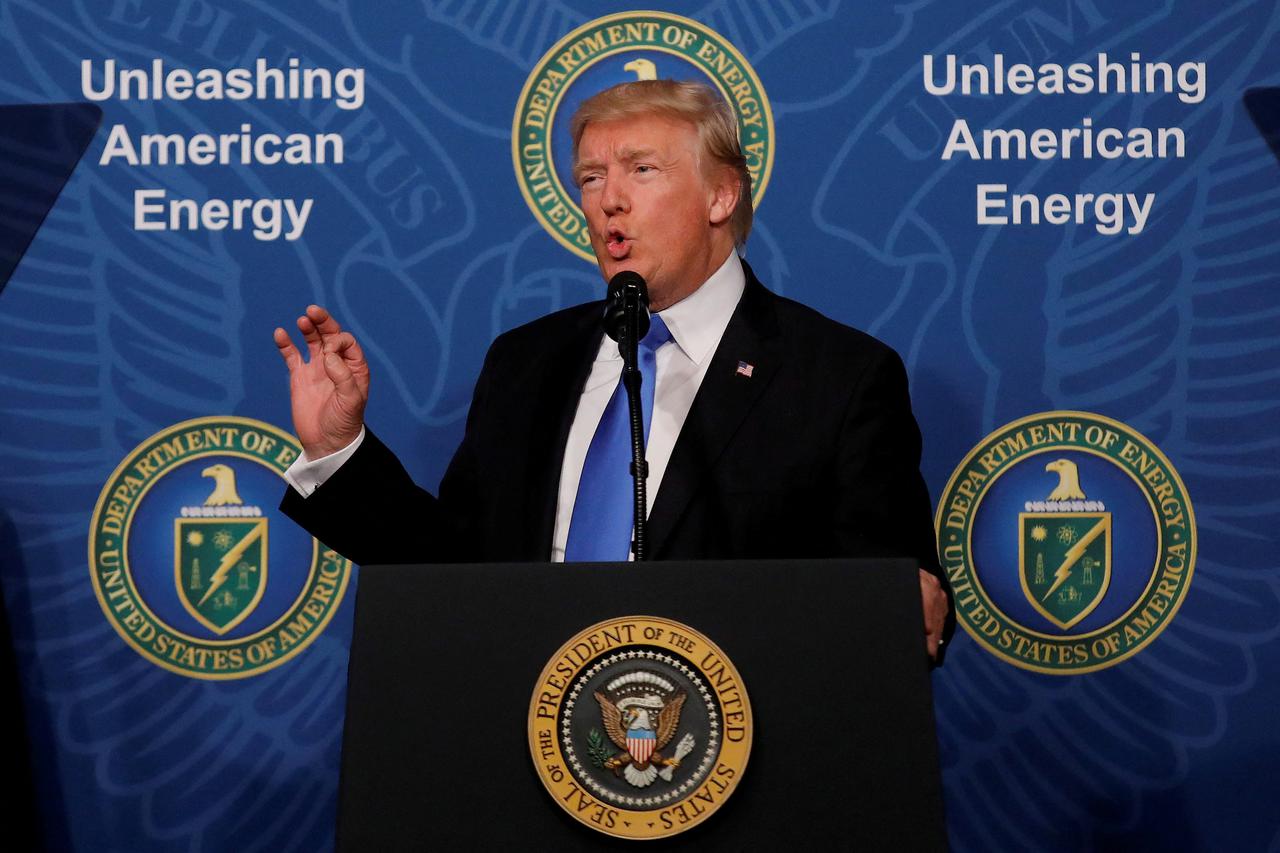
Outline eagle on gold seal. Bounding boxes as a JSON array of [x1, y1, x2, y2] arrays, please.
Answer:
[[594, 671, 694, 788]]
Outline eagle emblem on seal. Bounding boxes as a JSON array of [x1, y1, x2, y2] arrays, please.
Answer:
[[593, 671, 696, 788]]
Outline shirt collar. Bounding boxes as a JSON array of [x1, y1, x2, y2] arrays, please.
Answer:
[[596, 251, 745, 364], [658, 250, 746, 366]]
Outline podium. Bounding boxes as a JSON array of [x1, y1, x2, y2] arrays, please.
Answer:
[[337, 559, 947, 850]]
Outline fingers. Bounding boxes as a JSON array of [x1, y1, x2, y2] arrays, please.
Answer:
[[307, 313, 361, 397], [291, 306, 365, 367], [306, 304, 340, 334], [297, 314, 320, 354], [322, 346, 362, 402], [919, 569, 947, 661], [273, 327, 303, 371], [296, 304, 340, 356], [324, 330, 365, 366]]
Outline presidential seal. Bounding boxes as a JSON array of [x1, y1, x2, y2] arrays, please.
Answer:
[[937, 411, 1195, 674], [529, 616, 751, 839], [512, 11, 774, 262], [88, 417, 352, 680]]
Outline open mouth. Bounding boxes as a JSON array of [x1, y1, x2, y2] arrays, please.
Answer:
[[605, 227, 631, 259]]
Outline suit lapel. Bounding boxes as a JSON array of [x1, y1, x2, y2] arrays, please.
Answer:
[[525, 308, 604, 559], [647, 266, 783, 557]]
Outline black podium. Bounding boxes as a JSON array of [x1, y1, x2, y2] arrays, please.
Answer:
[[337, 559, 946, 850]]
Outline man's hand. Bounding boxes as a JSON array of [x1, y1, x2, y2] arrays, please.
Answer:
[[919, 569, 949, 661], [274, 305, 370, 459]]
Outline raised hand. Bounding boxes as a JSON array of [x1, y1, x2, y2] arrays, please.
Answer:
[[273, 305, 370, 459]]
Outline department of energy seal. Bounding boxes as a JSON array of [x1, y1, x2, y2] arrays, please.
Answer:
[[88, 417, 352, 680], [937, 411, 1195, 675], [529, 616, 752, 839], [512, 11, 774, 262]]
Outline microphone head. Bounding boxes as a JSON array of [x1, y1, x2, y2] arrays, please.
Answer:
[[603, 271, 651, 342]]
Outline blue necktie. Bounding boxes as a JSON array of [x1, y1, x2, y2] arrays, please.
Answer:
[[565, 315, 672, 562]]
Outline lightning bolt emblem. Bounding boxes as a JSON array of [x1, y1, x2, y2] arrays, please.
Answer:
[[197, 524, 263, 608], [1041, 516, 1110, 602]]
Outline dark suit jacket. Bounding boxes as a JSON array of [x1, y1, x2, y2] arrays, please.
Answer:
[[281, 265, 955, 652]]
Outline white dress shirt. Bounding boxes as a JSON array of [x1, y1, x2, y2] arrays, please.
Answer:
[[284, 251, 747, 562]]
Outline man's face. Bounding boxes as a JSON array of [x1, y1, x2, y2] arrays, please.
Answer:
[[575, 113, 736, 311]]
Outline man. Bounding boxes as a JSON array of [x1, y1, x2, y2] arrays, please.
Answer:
[[275, 80, 953, 661]]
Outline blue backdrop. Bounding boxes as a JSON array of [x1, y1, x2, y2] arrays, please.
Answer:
[[2, 1, 1277, 850]]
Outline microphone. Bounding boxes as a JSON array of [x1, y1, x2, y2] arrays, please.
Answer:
[[603, 271, 651, 342]]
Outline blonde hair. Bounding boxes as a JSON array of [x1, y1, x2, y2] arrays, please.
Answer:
[[570, 79, 753, 245]]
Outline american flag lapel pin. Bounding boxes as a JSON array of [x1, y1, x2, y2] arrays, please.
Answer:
[[735, 360, 754, 378]]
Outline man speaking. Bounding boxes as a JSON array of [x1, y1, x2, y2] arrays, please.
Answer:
[[274, 80, 953, 661]]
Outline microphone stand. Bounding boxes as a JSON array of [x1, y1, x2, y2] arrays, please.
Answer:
[[606, 272, 652, 561]]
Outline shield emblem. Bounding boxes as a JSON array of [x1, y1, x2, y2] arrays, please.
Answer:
[[627, 729, 656, 764], [1019, 512, 1111, 630], [174, 517, 268, 635]]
